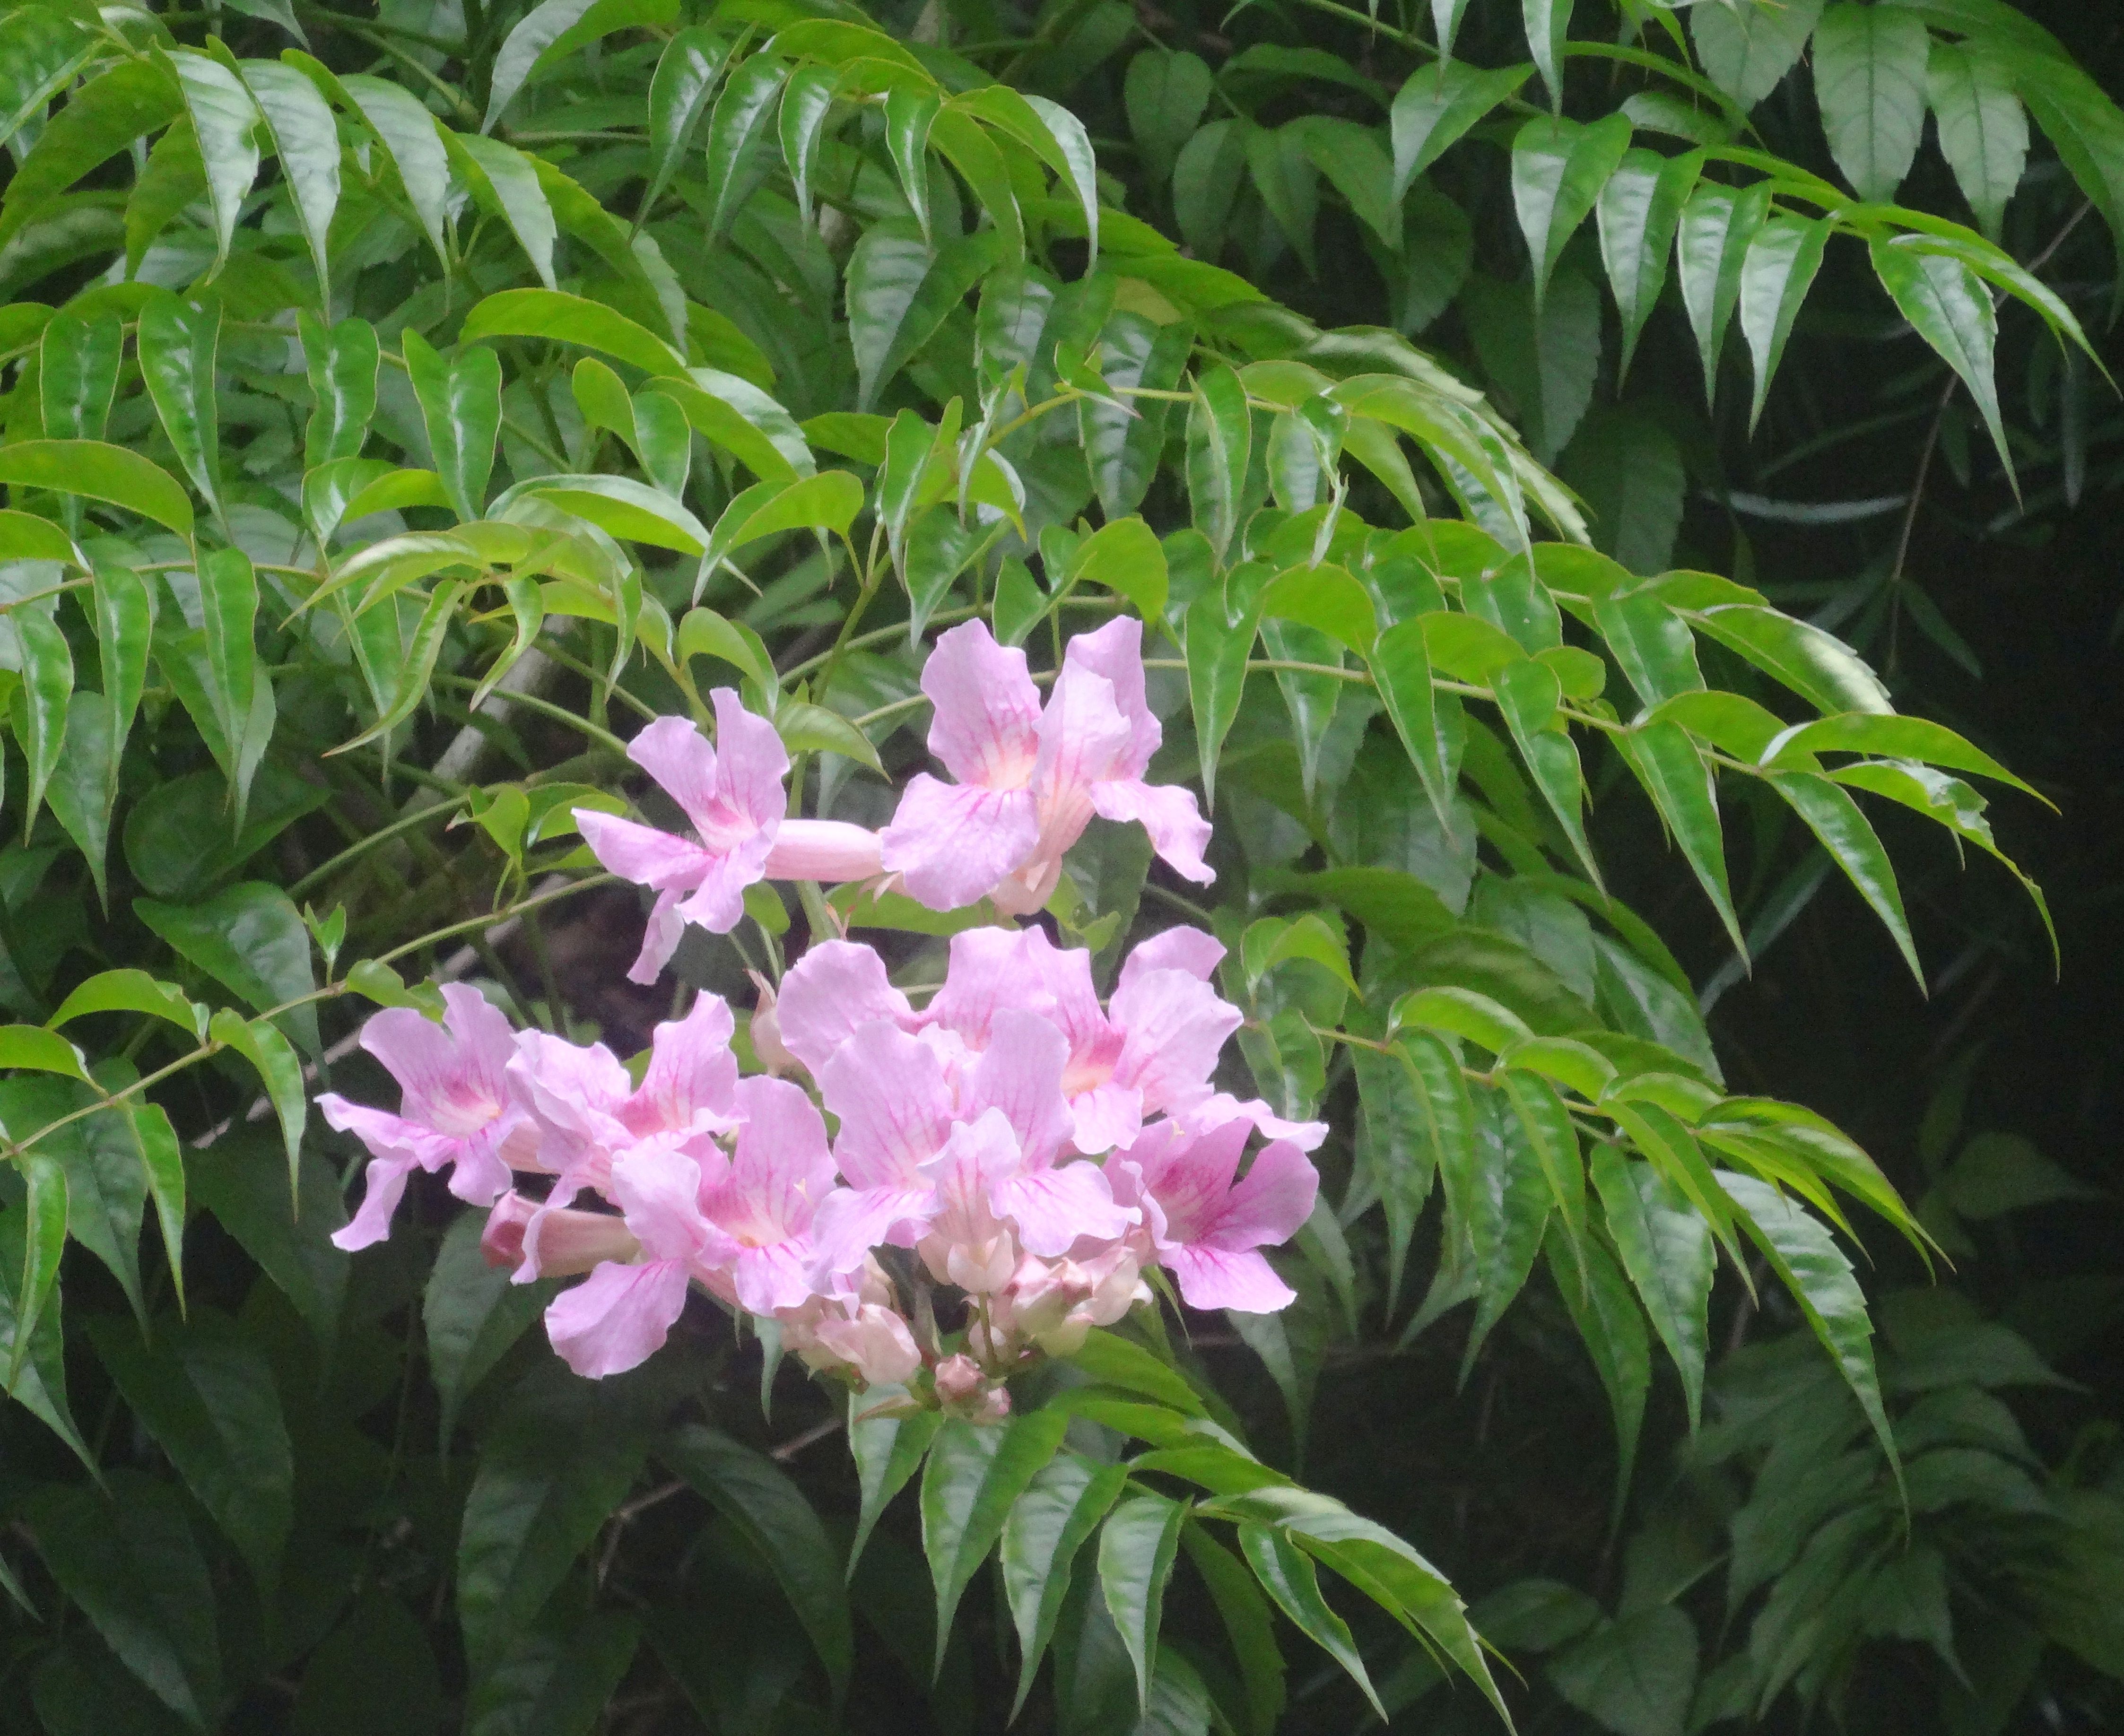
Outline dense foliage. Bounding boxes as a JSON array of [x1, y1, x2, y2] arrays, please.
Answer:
[[0, 0, 2118, 1732]]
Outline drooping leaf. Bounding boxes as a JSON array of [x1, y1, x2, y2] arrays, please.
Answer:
[[1870, 237, 2011, 479], [1098, 1491, 1189, 1711], [1676, 180, 1771, 406], [239, 58, 340, 304], [1002, 1454, 1129, 1716], [1738, 215, 1832, 430], [1590, 1150, 1714, 1428], [1690, 0, 1824, 109], [1511, 112, 1633, 305], [921, 1411, 1071, 1675], [1595, 148, 1699, 378], [403, 329, 504, 523], [1813, 3, 1930, 204]]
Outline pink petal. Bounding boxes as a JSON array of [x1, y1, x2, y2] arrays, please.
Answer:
[[625, 714, 726, 828], [445, 1128, 514, 1207], [1090, 778, 1214, 885], [317, 1094, 451, 1169], [627, 889, 687, 985], [916, 1108, 1023, 1250], [705, 688, 792, 835], [730, 1240, 821, 1316], [962, 1008, 1073, 1167], [1165, 1244, 1297, 1312], [1128, 1117, 1249, 1248], [1032, 663, 1136, 823], [1067, 1079, 1144, 1157], [1020, 928, 1108, 1054], [879, 775, 1039, 911], [711, 1076, 836, 1244], [1203, 1139, 1319, 1252], [762, 818, 884, 882], [627, 994, 740, 1137], [358, 995, 508, 1139], [776, 941, 914, 1072], [671, 826, 777, 934], [808, 1184, 937, 1281], [1118, 927, 1224, 991], [818, 1020, 956, 1188], [544, 1259, 692, 1377], [609, 1140, 711, 1266], [507, 1032, 633, 1161], [993, 1160, 1135, 1259], [921, 620, 1043, 789], [574, 809, 713, 894], [1111, 969, 1242, 1120], [921, 927, 1052, 1047], [1177, 1094, 1329, 1153], [329, 1151, 420, 1250], [1058, 616, 1160, 777]]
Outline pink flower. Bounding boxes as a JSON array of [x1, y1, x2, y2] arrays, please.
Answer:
[[575, 693, 884, 983], [320, 984, 530, 1251], [1106, 1120, 1319, 1312], [879, 619, 1212, 916], [505, 994, 740, 1277], [481, 1191, 640, 1276], [693, 1076, 836, 1315], [806, 1009, 1133, 1287], [772, 939, 915, 1075], [543, 1134, 714, 1378], [789, 1300, 923, 1386]]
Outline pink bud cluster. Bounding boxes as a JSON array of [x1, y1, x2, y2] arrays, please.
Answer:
[[318, 619, 1319, 1415]]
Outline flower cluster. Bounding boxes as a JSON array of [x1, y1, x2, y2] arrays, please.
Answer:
[[321, 619, 1317, 1415]]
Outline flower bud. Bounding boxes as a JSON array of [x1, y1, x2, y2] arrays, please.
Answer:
[[969, 1384, 1012, 1425], [481, 1193, 538, 1270], [1005, 1254, 1092, 1340], [812, 1303, 922, 1386], [944, 1233, 1018, 1295], [932, 1353, 986, 1406], [746, 971, 799, 1078]]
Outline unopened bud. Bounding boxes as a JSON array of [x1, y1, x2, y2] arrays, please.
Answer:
[[481, 1193, 537, 1270], [933, 1353, 986, 1406], [746, 971, 799, 1077], [813, 1303, 922, 1386], [945, 1234, 1018, 1295]]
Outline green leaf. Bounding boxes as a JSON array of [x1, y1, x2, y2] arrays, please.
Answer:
[[650, 367, 815, 488], [1002, 1454, 1129, 1716], [188, 1129, 347, 1345], [403, 329, 503, 523], [38, 305, 121, 441], [0, 1024, 87, 1081], [238, 58, 339, 305], [1869, 237, 2011, 479], [452, 132, 559, 289], [1548, 1605, 1699, 1736], [1082, 313, 1193, 521], [460, 287, 686, 376], [1813, 2, 1930, 202], [661, 1423, 854, 1702], [1126, 50, 1214, 182], [131, 1103, 186, 1316], [846, 224, 1007, 412], [1369, 619, 1459, 833], [1392, 61, 1531, 199], [1738, 215, 1831, 430], [25, 1475, 222, 1729], [1247, 120, 1321, 275], [87, 1311, 293, 1591], [0, 8, 95, 165], [8, 605, 71, 841], [1523, 0, 1573, 110], [484, 0, 601, 131], [1676, 180, 1771, 405], [1021, 92, 1102, 267], [1244, 911, 1361, 1002], [922, 1411, 1071, 1675], [1182, 1525, 1285, 1736], [0, 59, 179, 224], [1511, 112, 1633, 305], [1498, 1068, 1589, 1277], [1590, 1150, 1713, 1428], [1186, 363, 1252, 564], [1172, 120, 1248, 260], [0, 440, 193, 533], [0, 1189, 90, 1467], [1491, 657, 1600, 885], [644, 27, 731, 220], [778, 61, 837, 227], [196, 546, 260, 819], [8, 1150, 66, 1390], [702, 52, 789, 245], [1690, 0, 1823, 108], [134, 881, 321, 1057], [1237, 1521, 1384, 1718], [300, 313, 380, 469], [1595, 148, 1699, 379], [1464, 1088, 1554, 1371], [1099, 1491, 1188, 1711], [1925, 39, 2028, 237], [1195, 1485, 1505, 1719], [1547, 1224, 1649, 1503], [849, 1394, 941, 1575], [1720, 1170, 1898, 1477], [1184, 564, 1268, 809], [163, 49, 259, 274], [208, 1009, 306, 1195], [1352, 1042, 1438, 1313], [884, 84, 941, 243], [1070, 516, 1169, 622], [1, 1076, 146, 1325], [1689, 601, 1891, 714], [460, 1386, 647, 1679], [1614, 720, 1742, 953], [1769, 770, 1922, 986]]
